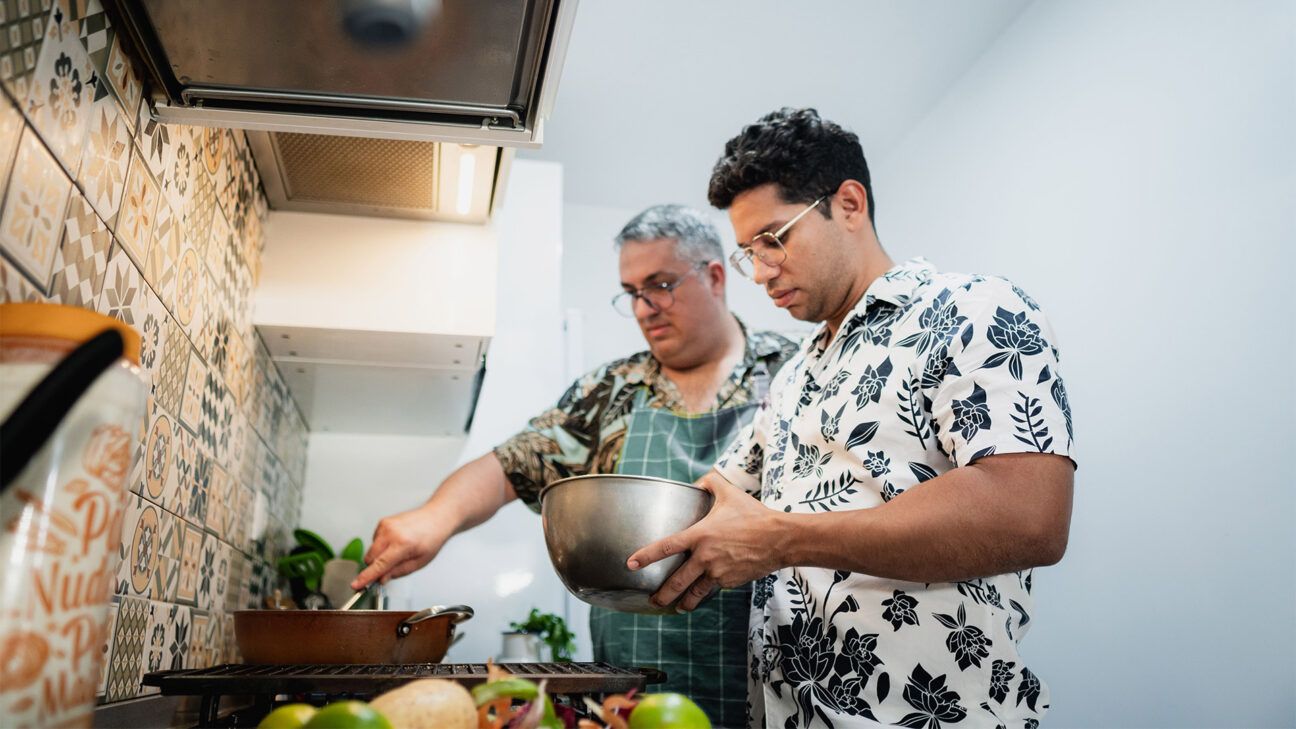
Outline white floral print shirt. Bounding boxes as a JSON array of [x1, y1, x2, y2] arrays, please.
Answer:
[[716, 258, 1075, 729]]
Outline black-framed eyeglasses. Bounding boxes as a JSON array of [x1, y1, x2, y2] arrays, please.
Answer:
[[611, 266, 703, 317], [728, 196, 827, 279]]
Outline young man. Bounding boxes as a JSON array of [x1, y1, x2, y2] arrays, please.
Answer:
[[354, 205, 797, 727], [630, 109, 1076, 728]]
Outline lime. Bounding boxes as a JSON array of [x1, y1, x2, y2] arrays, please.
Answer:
[[629, 693, 711, 729], [301, 701, 392, 729], [258, 703, 317, 729]]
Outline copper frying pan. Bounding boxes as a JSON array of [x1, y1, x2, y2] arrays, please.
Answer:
[[234, 605, 473, 664]]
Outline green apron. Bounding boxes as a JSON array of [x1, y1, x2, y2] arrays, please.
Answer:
[[590, 368, 768, 729]]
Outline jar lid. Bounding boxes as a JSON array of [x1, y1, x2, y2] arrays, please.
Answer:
[[0, 303, 141, 365]]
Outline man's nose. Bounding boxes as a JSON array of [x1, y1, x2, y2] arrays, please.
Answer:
[[752, 256, 781, 286], [634, 295, 661, 319]]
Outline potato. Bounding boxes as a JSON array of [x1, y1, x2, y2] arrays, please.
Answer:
[[370, 678, 476, 729]]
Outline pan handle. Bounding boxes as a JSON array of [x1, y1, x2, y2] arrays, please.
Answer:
[[396, 605, 475, 637]]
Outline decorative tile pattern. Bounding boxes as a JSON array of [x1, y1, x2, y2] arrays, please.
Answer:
[[243, 203, 264, 273], [0, 91, 24, 201], [197, 366, 229, 466], [220, 611, 238, 663], [115, 150, 156, 265], [186, 441, 210, 528], [136, 283, 167, 383], [147, 600, 190, 674], [103, 33, 139, 131], [135, 105, 174, 183], [150, 503, 180, 601], [140, 402, 173, 503], [246, 558, 273, 610], [171, 242, 201, 322], [229, 482, 254, 556], [176, 521, 203, 607], [226, 550, 246, 612], [196, 533, 216, 609], [22, 0, 94, 173], [223, 407, 246, 486], [76, 74, 130, 224], [200, 126, 224, 178], [225, 328, 251, 412], [162, 426, 197, 520], [161, 123, 194, 213], [0, 11, 308, 702], [0, 252, 44, 301], [97, 598, 118, 700], [0, 126, 71, 289], [47, 187, 108, 305], [154, 317, 189, 416], [187, 609, 210, 670], [114, 492, 158, 598], [143, 198, 179, 307], [70, 0, 112, 84], [104, 595, 148, 702], [179, 343, 207, 434], [185, 135, 217, 246], [0, 0, 52, 103], [205, 461, 228, 538], [93, 242, 144, 327]]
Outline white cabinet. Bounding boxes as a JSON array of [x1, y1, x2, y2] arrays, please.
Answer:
[[254, 210, 498, 434]]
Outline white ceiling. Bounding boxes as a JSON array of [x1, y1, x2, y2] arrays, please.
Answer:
[[520, 0, 1033, 211]]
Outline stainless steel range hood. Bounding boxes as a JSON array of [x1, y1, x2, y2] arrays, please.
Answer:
[[103, 0, 577, 147]]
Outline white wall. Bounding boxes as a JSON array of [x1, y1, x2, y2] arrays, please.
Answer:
[[299, 160, 575, 662], [874, 1, 1295, 726]]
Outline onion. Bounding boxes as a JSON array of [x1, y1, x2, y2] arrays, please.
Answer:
[[370, 678, 476, 729]]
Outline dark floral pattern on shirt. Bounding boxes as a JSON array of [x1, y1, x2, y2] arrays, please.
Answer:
[[899, 663, 968, 729], [852, 357, 893, 408], [951, 383, 993, 441], [719, 259, 1072, 728], [896, 288, 968, 356], [983, 307, 1046, 381], [989, 660, 1016, 704], [935, 603, 993, 671], [882, 589, 921, 631]]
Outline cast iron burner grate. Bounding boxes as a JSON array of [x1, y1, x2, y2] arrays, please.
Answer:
[[142, 662, 650, 727]]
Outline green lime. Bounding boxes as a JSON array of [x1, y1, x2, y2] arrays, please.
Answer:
[[258, 703, 317, 729], [301, 701, 392, 729], [629, 693, 711, 729]]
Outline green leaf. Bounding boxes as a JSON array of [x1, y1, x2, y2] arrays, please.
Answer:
[[340, 538, 364, 565]]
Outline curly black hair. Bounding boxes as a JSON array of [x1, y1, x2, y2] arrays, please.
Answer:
[[707, 108, 874, 227]]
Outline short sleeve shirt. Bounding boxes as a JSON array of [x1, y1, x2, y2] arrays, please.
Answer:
[[494, 322, 798, 511], [715, 258, 1075, 728]]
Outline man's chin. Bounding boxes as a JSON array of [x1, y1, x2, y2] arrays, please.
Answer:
[[785, 302, 819, 322], [647, 339, 687, 367], [647, 337, 672, 354]]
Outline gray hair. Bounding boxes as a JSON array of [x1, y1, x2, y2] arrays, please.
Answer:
[[614, 204, 724, 267]]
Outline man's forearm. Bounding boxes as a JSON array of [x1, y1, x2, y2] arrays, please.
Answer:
[[421, 452, 518, 537], [775, 454, 1073, 583]]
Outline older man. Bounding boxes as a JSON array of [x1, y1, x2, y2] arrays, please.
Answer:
[[355, 204, 797, 726], [630, 109, 1076, 728]]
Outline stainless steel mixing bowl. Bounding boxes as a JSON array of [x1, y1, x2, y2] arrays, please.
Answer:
[[540, 473, 713, 615]]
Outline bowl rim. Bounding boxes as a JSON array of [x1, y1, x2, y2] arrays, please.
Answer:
[[538, 473, 706, 504]]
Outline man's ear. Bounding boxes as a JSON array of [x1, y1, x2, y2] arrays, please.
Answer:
[[834, 180, 871, 233], [706, 259, 727, 295]]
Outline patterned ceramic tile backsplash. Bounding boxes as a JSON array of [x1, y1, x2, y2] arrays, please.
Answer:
[[0, 0, 309, 707]]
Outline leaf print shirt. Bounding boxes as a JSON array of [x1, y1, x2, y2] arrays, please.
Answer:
[[494, 320, 797, 510], [715, 258, 1075, 728]]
